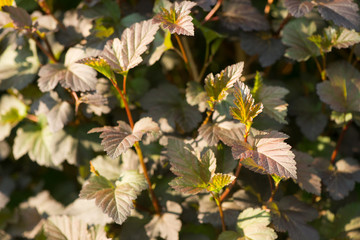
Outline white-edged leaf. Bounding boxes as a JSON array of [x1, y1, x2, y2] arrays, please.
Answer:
[[44, 215, 91, 240], [145, 201, 182, 240], [317, 61, 360, 112], [166, 138, 216, 194], [153, 1, 197, 36], [79, 171, 147, 225], [37, 64, 66, 92], [88, 117, 159, 159]]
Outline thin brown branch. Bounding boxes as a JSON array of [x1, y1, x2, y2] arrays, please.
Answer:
[[220, 161, 242, 202], [330, 120, 352, 165], [211, 192, 226, 231], [31, 35, 57, 63], [201, 109, 213, 127], [202, 0, 223, 24], [122, 74, 127, 95], [175, 34, 188, 65], [181, 37, 199, 81], [267, 181, 280, 203], [26, 114, 38, 122], [274, 14, 292, 37]]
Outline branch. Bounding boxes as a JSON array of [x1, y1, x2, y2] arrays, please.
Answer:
[[330, 120, 352, 165], [211, 192, 226, 231], [202, 0, 223, 24], [220, 161, 242, 202]]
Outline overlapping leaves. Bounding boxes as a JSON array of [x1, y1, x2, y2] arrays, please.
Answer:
[[317, 61, 360, 112], [166, 138, 235, 194], [89, 117, 159, 159], [219, 207, 277, 240], [153, 1, 196, 36], [79, 170, 147, 225], [217, 124, 297, 179], [204, 62, 244, 108]]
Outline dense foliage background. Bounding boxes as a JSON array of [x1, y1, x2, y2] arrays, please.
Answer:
[[1, 0, 360, 239]]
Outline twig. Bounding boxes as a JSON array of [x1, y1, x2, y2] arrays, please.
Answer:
[[274, 14, 292, 37], [313, 57, 326, 81], [202, 0, 223, 24], [220, 161, 242, 202], [31, 35, 57, 63], [267, 180, 280, 203], [175, 34, 188, 64], [211, 192, 226, 231], [181, 37, 199, 81], [330, 120, 352, 165], [122, 74, 127, 95], [200, 109, 213, 127]]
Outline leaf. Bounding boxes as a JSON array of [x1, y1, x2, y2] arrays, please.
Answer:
[[0, 38, 40, 90], [207, 173, 235, 193], [221, 0, 270, 31], [253, 76, 289, 124], [78, 57, 115, 80], [149, 30, 173, 65], [284, 0, 315, 17], [79, 91, 111, 117], [204, 62, 244, 106], [153, 1, 197, 36], [13, 122, 60, 169], [167, 138, 216, 194], [290, 96, 328, 141], [0, 0, 13, 10], [37, 64, 67, 92], [293, 151, 321, 195], [186, 81, 209, 112], [0, 94, 27, 130], [32, 91, 74, 132], [79, 171, 147, 225], [145, 201, 182, 240], [317, 0, 360, 31], [322, 158, 360, 200], [88, 117, 159, 159], [329, 27, 360, 49], [230, 80, 263, 126], [333, 203, 360, 239], [195, 0, 216, 11], [198, 122, 220, 146], [101, 19, 159, 73], [140, 84, 202, 133], [240, 31, 286, 67], [317, 61, 360, 112], [218, 231, 242, 240], [268, 196, 319, 240], [218, 126, 297, 179], [2, 6, 31, 28], [282, 18, 320, 61]]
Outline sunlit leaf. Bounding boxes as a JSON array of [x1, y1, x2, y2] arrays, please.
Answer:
[[293, 151, 321, 195], [282, 18, 320, 61], [221, 0, 270, 31], [145, 201, 182, 240], [101, 19, 159, 73], [205, 62, 244, 107], [268, 196, 319, 240], [230, 80, 263, 126], [317, 0, 360, 31], [198, 122, 220, 146], [322, 158, 360, 200], [140, 84, 202, 133], [207, 173, 235, 193], [89, 117, 159, 159], [317, 61, 360, 112], [0, 95, 27, 139], [166, 138, 216, 194], [186, 81, 209, 112], [2, 6, 31, 28], [37, 64, 67, 92], [79, 171, 147, 225], [78, 57, 115, 80], [153, 1, 196, 36], [284, 0, 314, 17]]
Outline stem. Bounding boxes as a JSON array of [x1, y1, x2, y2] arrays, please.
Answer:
[[220, 161, 242, 202], [31, 35, 57, 63], [264, 0, 274, 16], [201, 109, 214, 126], [274, 14, 292, 37], [70, 91, 80, 115], [41, 35, 57, 62], [202, 0, 223, 24], [175, 34, 188, 64], [330, 120, 352, 165], [267, 174, 274, 192], [182, 37, 199, 81], [109, 77, 161, 215], [122, 74, 127, 95], [313, 57, 326, 81], [267, 180, 280, 203], [26, 114, 38, 122], [211, 192, 226, 231]]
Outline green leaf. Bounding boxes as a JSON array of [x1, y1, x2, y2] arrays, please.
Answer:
[[79, 171, 147, 225], [153, 1, 196, 36], [88, 117, 159, 159], [207, 173, 235, 193], [334, 203, 360, 239], [78, 56, 115, 80], [317, 61, 360, 112], [0, 94, 27, 125], [166, 138, 216, 194], [13, 123, 60, 169], [205, 62, 244, 107], [230, 80, 263, 127], [282, 18, 320, 61], [218, 231, 242, 240]]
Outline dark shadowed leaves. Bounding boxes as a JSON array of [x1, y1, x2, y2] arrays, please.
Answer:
[[221, 0, 270, 31], [322, 158, 360, 200], [140, 84, 202, 133], [145, 201, 182, 240], [230, 80, 263, 126], [32, 91, 74, 133], [153, 1, 196, 36], [317, 61, 360, 112], [293, 151, 321, 195], [0, 176, 15, 209], [219, 207, 277, 240], [282, 18, 320, 61], [218, 125, 297, 179], [268, 196, 319, 240], [284, 0, 314, 17], [79, 171, 147, 225], [2, 6, 31, 28], [205, 62, 244, 107], [196, 0, 216, 11], [317, 0, 360, 31], [101, 19, 159, 73], [240, 32, 285, 67], [333, 203, 360, 239], [89, 117, 159, 159]]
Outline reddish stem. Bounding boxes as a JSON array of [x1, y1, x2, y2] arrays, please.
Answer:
[[330, 120, 352, 165], [274, 14, 292, 37], [202, 0, 223, 24], [220, 161, 242, 202], [211, 192, 226, 231]]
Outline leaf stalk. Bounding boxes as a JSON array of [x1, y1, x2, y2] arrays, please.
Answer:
[[211, 192, 226, 231], [330, 120, 352, 165]]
